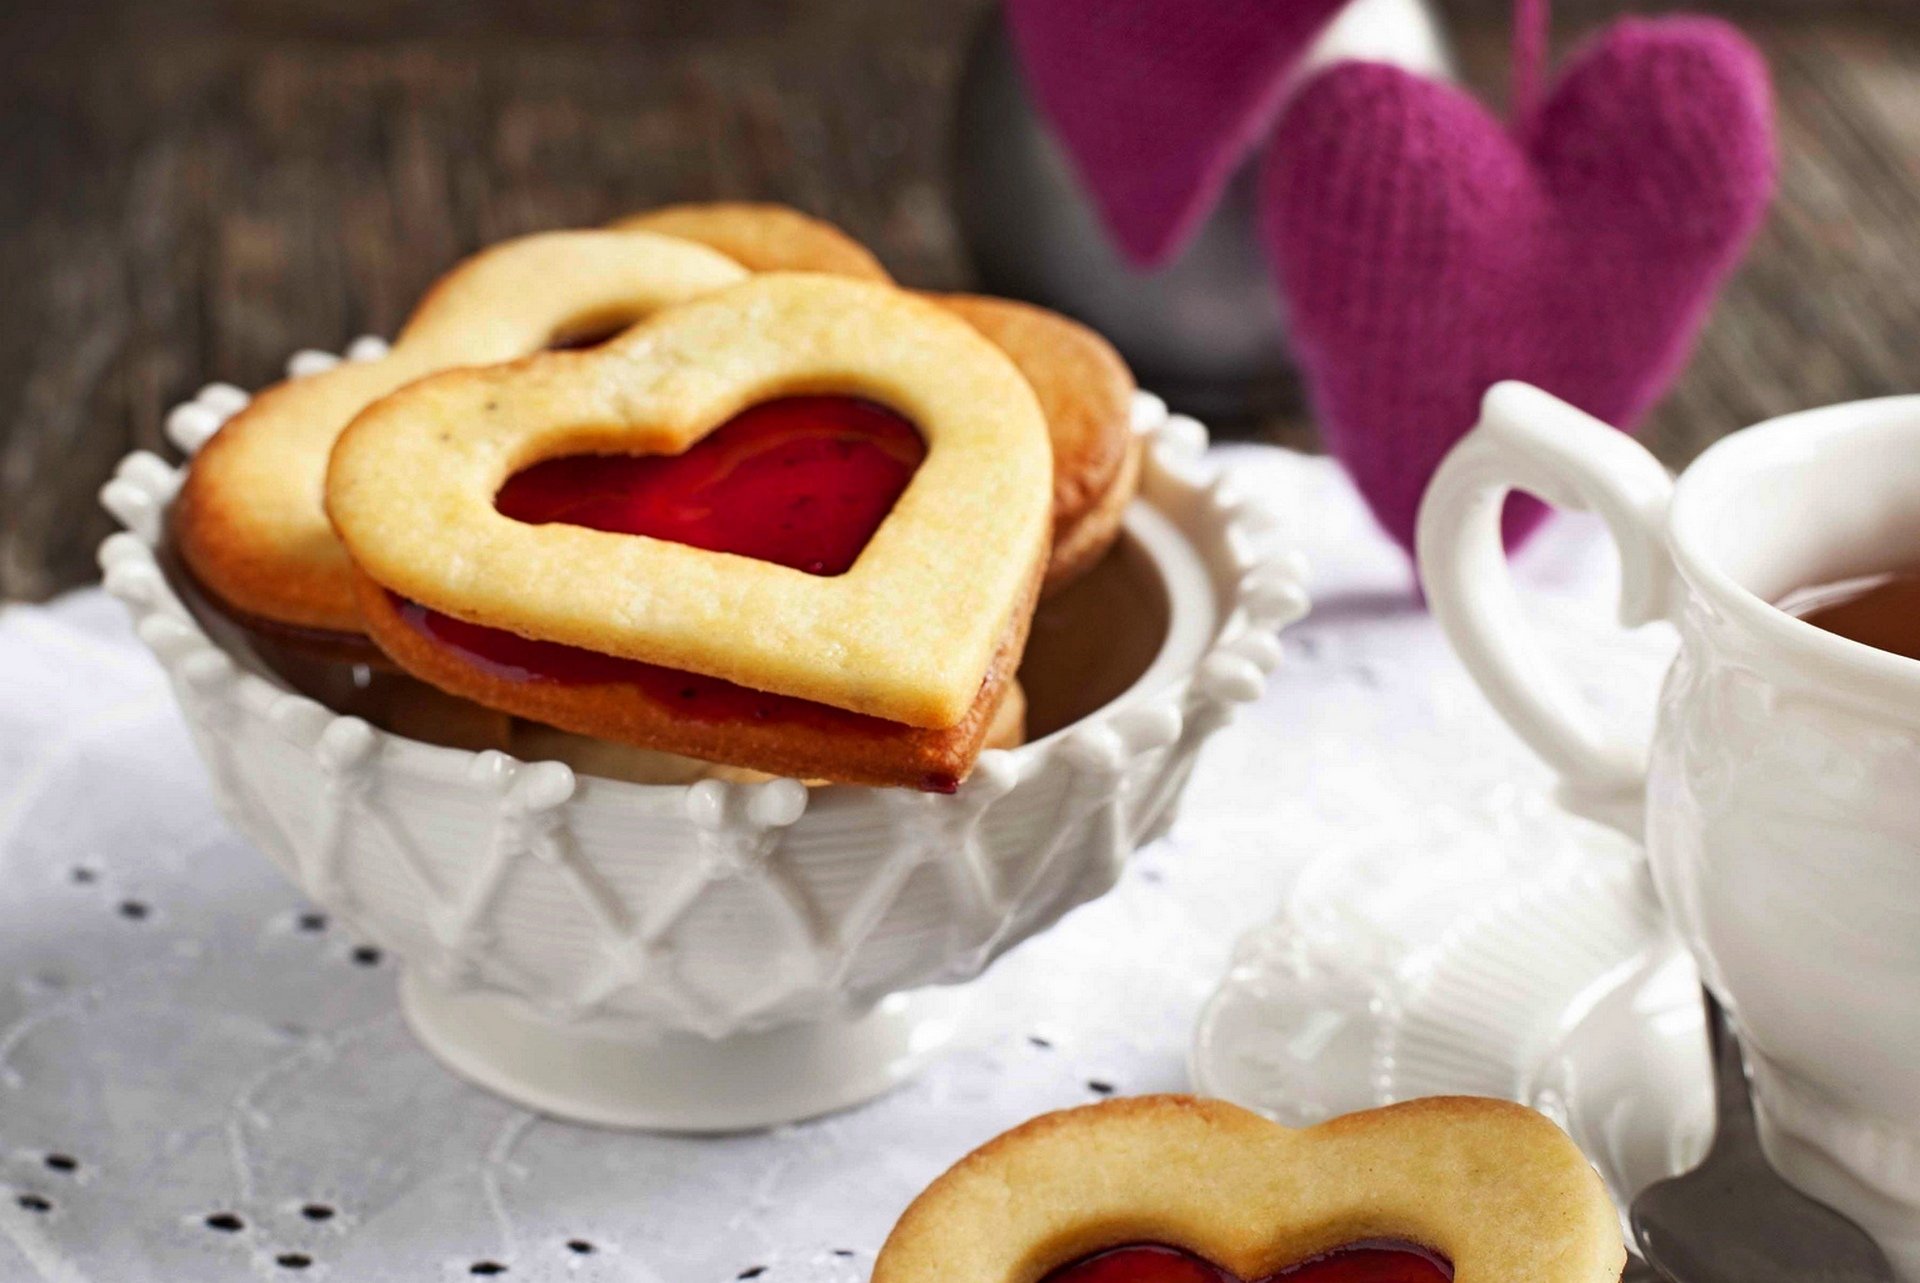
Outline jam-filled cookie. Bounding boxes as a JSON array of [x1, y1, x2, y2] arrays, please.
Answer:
[[171, 229, 748, 635], [612, 202, 891, 281], [327, 273, 1053, 791], [874, 1095, 1625, 1283], [937, 294, 1139, 596]]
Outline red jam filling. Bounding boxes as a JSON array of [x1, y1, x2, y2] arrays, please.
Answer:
[[1042, 1244, 1452, 1283], [494, 394, 925, 576], [393, 597, 962, 792], [394, 395, 959, 789]]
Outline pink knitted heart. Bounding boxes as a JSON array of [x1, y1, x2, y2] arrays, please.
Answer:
[[1263, 16, 1774, 556], [1007, 0, 1352, 266]]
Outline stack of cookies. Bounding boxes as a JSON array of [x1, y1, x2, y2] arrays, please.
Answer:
[[169, 205, 1142, 791]]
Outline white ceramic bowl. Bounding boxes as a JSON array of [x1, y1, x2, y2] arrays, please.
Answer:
[[99, 351, 1306, 1131]]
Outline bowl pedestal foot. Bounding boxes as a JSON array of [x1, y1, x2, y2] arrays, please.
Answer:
[[399, 971, 966, 1132]]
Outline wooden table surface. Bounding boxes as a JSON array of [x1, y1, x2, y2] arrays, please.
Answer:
[[3, 0, 1918, 602]]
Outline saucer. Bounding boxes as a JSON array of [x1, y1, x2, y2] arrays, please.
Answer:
[[1190, 812, 1712, 1229]]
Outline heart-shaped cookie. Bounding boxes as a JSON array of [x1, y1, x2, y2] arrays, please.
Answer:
[[1263, 17, 1773, 558], [343, 384, 1035, 789], [172, 229, 748, 632], [326, 271, 1053, 732], [873, 1096, 1624, 1283]]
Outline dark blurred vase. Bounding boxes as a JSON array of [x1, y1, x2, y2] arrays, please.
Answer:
[[953, 0, 1448, 426]]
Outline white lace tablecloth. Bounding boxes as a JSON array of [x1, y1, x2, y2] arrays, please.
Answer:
[[0, 449, 1672, 1283]]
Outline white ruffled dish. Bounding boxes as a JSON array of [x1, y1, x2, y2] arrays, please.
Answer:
[[1191, 812, 1713, 1233], [100, 343, 1308, 1133]]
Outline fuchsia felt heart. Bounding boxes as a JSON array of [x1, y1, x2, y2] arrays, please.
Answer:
[[1262, 17, 1774, 556]]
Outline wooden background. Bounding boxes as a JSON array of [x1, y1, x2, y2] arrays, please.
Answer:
[[3, 0, 1918, 602]]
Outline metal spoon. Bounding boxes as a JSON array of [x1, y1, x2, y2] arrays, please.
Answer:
[[1630, 989, 1895, 1283]]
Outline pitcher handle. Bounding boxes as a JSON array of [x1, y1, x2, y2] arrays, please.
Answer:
[[1416, 383, 1681, 833]]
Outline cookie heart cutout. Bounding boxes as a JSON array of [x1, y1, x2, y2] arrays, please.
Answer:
[[326, 272, 1053, 730], [172, 229, 748, 631], [494, 394, 924, 577], [872, 1096, 1624, 1283], [1263, 17, 1773, 558], [1043, 1242, 1450, 1283], [420, 394, 924, 696]]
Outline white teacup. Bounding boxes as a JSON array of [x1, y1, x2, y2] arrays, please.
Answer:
[[1419, 382, 1920, 1276]]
